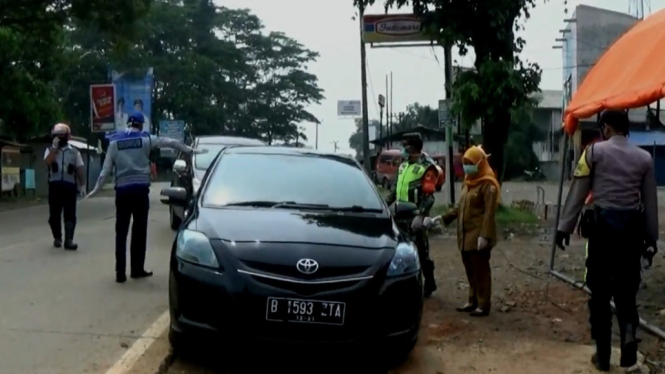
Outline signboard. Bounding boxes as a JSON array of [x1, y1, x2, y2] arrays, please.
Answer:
[[438, 99, 453, 127], [90, 84, 116, 133], [362, 14, 434, 44], [159, 120, 185, 157], [378, 94, 385, 107], [109, 68, 154, 136], [1, 147, 20, 192], [337, 100, 361, 116]]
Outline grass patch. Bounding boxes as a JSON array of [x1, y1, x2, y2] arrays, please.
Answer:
[[430, 204, 539, 226]]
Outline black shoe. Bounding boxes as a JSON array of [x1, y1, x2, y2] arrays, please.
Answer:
[[53, 239, 62, 248], [130, 270, 153, 279], [591, 353, 610, 371], [116, 273, 127, 283], [424, 282, 437, 298], [456, 303, 478, 312], [620, 327, 638, 368], [469, 308, 490, 317], [64, 240, 78, 250]]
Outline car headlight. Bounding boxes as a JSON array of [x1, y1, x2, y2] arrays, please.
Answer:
[[386, 242, 420, 277], [192, 178, 201, 193], [176, 229, 219, 268]]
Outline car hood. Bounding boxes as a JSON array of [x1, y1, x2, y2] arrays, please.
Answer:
[[195, 208, 398, 249]]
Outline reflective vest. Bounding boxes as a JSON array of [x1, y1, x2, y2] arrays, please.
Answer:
[[395, 159, 437, 204], [109, 131, 153, 189], [48, 146, 79, 185]]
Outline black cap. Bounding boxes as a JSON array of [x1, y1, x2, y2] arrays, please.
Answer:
[[403, 132, 423, 151], [599, 110, 629, 134]]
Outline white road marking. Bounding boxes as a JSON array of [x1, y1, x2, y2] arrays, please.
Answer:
[[104, 310, 170, 374]]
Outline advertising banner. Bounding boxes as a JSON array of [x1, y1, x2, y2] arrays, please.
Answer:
[[362, 14, 434, 44], [90, 84, 116, 133], [159, 120, 185, 157], [337, 100, 362, 116], [110, 68, 154, 136]]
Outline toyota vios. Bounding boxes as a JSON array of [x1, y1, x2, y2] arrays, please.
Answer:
[[160, 146, 423, 363]]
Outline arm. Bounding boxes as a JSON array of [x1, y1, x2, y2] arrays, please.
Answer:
[[75, 151, 86, 190], [479, 183, 498, 238], [442, 205, 459, 225], [642, 159, 659, 243], [44, 147, 58, 164], [557, 147, 593, 233], [150, 135, 194, 154], [91, 145, 116, 192]]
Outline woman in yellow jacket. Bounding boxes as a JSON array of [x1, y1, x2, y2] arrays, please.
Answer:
[[443, 146, 499, 317]]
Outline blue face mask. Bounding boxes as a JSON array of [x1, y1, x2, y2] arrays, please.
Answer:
[[463, 164, 478, 175]]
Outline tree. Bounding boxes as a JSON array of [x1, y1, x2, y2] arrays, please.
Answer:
[[353, 0, 542, 179], [503, 104, 546, 180]]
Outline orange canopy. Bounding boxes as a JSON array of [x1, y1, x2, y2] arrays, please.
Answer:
[[563, 8, 665, 135]]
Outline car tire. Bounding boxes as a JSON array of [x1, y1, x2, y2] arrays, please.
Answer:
[[386, 337, 418, 368], [169, 206, 182, 230], [168, 325, 193, 357]]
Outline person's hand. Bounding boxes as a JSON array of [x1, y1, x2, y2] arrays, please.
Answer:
[[52, 137, 60, 148], [477, 237, 489, 250], [555, 231, 570, 250], [79, 186, 87, 197], [411, 215, 424, 231], [192, 148, 208, 154], [643, 240, 658, 268]]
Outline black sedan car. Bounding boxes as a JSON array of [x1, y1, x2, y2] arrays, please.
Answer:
[[160, 146, 423, 363]]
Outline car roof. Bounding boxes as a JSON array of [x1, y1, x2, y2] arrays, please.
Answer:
[[224, 146, 355, 159], [195, 136, 265, 146]]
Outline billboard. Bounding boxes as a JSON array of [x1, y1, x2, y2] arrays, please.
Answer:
[[110, 68, 154, 135], [90, 84, 116, 132], [337, 100, 361, 116], [159, 120, 185, 157], [362, 14, 434, 44]]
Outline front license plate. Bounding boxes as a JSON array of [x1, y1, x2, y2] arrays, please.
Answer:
[[266, 297, 346, 325]]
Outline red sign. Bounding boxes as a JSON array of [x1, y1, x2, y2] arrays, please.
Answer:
[[90, 84, 116, 132]]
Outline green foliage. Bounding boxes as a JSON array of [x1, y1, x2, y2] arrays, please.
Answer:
[[353, 0, 544, 179], [1, 0, 324, 144], [503, 104, 547, 180]]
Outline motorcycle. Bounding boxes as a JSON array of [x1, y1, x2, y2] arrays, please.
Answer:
[[524, 167, 545, 181]]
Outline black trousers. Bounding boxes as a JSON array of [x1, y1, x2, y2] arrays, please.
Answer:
[[48, 181, 78, 240], [586, 208, 642, 357], [414, 231, 435, 286], [115, 187, 150, 275]]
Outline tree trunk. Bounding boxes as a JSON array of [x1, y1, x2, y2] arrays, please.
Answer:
[[482, 108, 511, 185]]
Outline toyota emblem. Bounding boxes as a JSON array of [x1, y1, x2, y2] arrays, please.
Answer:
[[296, 258, 319, 274]]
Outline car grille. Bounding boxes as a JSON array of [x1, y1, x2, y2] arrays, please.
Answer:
[[242, 270, 367, 296], [240, 259, 369, 280]]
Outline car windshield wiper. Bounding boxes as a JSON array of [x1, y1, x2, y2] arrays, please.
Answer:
[[328, 205, 383, 213], [223, 201, 330, 210]]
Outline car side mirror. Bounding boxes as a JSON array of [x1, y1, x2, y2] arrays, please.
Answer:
[[173, 159, 187, 173], [393, 202, 419, 220], [160, 187, 188, 207]]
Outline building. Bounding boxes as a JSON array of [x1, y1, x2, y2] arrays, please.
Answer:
[[530, 90, 564, 179]]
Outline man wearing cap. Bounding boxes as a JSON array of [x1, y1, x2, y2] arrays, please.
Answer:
[[86, 112, 207, 283], [44, 123, 86, 250], [555, 110, 658, 371]]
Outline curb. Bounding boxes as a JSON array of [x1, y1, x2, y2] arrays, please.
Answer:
[[154, 349, 176, 374]]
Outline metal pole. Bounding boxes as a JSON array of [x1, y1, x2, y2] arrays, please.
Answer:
[[359, 5, 371, 174], [315, 121, 319, 150], [390, 72, 393, 137], [443, 43, 455, 205], [549, 133, 570, 270]]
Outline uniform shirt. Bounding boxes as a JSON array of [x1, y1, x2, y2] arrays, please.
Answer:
[[96, 128, 193, 190], [44, 145, 84, 184], [558, 135, 658, 242], [386, 153, 438, 215]]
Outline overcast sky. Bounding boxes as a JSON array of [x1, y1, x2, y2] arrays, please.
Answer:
[[217, 0, 664, 153]]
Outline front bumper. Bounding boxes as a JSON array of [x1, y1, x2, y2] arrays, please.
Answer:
[[169, 258, 423, 349]]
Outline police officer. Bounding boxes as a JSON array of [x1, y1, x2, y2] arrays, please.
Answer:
[[86, 112, 207, 283], [386, 133, 439, 297], [44, 123, 86, 250], [556, 110, 658, 371]]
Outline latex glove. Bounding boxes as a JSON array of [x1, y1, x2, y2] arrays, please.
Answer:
[[477, 237, 489, 250], [411, 215, 424, 231], [555, 231, 570, 251], [52, 137, 60, 148], [192, 148, 208, 154]]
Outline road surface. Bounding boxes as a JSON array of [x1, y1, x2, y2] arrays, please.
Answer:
[[0, 183, 173, 374]]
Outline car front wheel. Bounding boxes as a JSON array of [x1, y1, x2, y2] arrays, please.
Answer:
[[169, 206, 182, 230]]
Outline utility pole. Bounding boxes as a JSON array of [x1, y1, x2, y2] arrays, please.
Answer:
[[358, 4, 371, 173], [443, 42, 455, 205], [378, 94, 385, 151], [389, 72, 393, 138], [315, 121, 320, 149], [332, 141, 339, 153]]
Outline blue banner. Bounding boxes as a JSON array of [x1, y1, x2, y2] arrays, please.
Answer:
[[159, 120, 185, 157], [108, 68, 154, 137]]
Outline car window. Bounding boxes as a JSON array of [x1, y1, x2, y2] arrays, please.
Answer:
[[194, 144, 226, 170], [202, 153, 384, 210]]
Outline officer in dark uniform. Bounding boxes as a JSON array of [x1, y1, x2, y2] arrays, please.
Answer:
[[86, 112, 207, 283], [556, 110, 658, 371], [44, 123, 86, 250], [386, 133, 440, 297]]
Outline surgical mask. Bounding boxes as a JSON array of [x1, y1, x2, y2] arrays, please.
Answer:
[[463, 164, 478, 175], [401, 147, 409, 159], [58, 137, 68, 147]]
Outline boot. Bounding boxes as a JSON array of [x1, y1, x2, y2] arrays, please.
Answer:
[[423, 271, 437, 298], [591, 340, 611, 372], [64, 222, 78, 250], [53, 239, 62, 248], [49, 220, 61, 247], [620, 323, 638, 368]]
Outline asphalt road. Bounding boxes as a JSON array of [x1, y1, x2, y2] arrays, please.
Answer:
[[0, 183, 174, 374]]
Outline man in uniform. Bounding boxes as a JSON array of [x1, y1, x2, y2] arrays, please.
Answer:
[[386, 133, 439, 297], [86, 112, 207, 283], [44, 123, 86, 250], [555, 110, 658, 371]]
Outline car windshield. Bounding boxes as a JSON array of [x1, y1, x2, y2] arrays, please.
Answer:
[[202, 153, 384, 211], [194, 144, 226, 170]]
